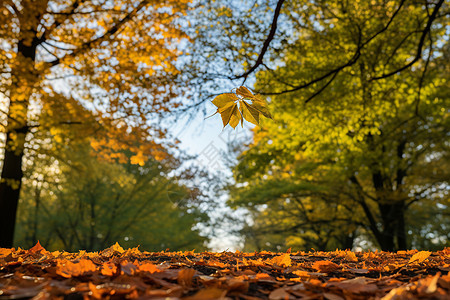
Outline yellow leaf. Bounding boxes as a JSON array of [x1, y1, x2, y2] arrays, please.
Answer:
[[269, 253, 291, 267], [211, 88, 272, 129], [236, 86, 254, 98], [212, 93, 238, 109], [251, 95, 273, 119], [228, 104, 242, 129], [409, 251, 431, 264], [241, 100, 260, 126]]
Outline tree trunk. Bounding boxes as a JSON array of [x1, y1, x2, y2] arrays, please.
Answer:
[[378, 201, 406, 251], [0, 37, 39, 247], [0, 128, 28, 247], [396, 207, 407, 250]]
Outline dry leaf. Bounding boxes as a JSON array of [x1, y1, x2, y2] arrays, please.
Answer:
[[324, 293, 345, 300], [177, 268, 196, 286], [184, 288, 226, 300], [269, 253, 291, 267], [29, 241, 46, 254], [409, 251, 431, 264], [269, 287, 294, 300], [312, 260, 339, 273], [56, 259, 97, 278]]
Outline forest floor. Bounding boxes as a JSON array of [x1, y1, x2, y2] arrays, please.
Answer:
[[0, 243, 449, 299]]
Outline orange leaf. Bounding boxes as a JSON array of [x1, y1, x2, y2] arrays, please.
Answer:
[[138, 262, 161, 274], [101, 242, 125, 257], [292, 270, 310, 278], [312, 261, 339, 273], [409, 251, 431, 264], [269, 253, 291, 267], [0, 248, 13, 258], [255, 272, 273, 280], [29, 241, 46, 254], [56, 259, 97, 278], [100, 262, 117, 276], [343, 251, 358, 262]]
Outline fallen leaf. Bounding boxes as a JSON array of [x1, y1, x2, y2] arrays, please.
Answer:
[[120, 261, 137, 275], [324, 293, 345, 300], [184, 288, 227, 300], [343, 251, 358, 262], [177, 268, 196, 286], [29, 241, 46, 254], [138, 262, 161, 274], [269, 253, 291, 267], [269, 287, 293, 300], [312, 260, 339, 273], [100, 262, 117, 276], [409, 251, 431, 264], [56, 259, 97, 278]]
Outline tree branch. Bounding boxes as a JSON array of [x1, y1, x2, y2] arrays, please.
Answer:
[[43, 0, 149, 70], [234, 0, 285, 82], [372, 0, 444, 80], [38, 0, 84, 44]]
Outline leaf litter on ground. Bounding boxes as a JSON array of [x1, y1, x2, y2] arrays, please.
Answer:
[[0, 243, 449, 299]]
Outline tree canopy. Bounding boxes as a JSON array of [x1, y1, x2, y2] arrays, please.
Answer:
[[227, 0, 449, 251], [0, 0, 191, 247]]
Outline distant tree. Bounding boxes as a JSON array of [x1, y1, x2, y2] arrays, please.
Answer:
[[0, 0, 191, 247], [15, 138, 208, 252]]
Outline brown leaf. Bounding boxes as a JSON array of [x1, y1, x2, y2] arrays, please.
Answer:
[[177, 268, 196, 286], [324, 293, 345, 300], [327, 277, 378, 294], [269, 287, 294, 300], [120, 261, 137, 275], [184, 288, 227, 300], [312, 260, 339, 273]]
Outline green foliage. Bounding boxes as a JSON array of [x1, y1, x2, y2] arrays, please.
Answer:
[[15, 142, 208, 252]]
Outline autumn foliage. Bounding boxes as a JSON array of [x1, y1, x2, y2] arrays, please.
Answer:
[[1, 243, 449, 299]]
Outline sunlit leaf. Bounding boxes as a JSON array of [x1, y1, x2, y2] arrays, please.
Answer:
[[211, 87, 272, 129], [409, 251, 431, 264]]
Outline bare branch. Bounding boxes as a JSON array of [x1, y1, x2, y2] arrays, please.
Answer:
[[234, 0, 285, 82]]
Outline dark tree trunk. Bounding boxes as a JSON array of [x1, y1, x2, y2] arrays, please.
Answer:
[[378, 201, 406, 251], [0, 127, 28, 247], [0, 37, 38, 247], [396, 207, 407, 250]]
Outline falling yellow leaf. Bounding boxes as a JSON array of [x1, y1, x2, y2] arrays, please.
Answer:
[[211, 86, 273, 129]]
